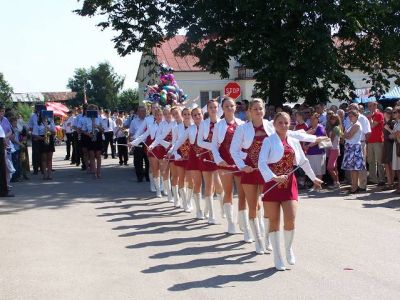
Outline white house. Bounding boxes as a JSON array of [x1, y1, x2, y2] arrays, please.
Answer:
[[135, 35, 397, 106]]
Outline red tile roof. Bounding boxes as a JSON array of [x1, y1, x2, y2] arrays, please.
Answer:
[[42, 92, 77, 102], [153, 35, 203, 72]]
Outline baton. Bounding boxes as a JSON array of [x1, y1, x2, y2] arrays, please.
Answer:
[[223, 167, 259, 176], [260, 165, 302, 198], [196, 150, 210, 157]]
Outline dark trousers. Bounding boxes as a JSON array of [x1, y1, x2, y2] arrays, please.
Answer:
[[0, 138, 9, 196], [11, 150, 21, 180], [31, 139, 41, 172], [117, 137, 128, 164], [133, 144, 149, 180], [65, 133, 73, 159], [72, 132, 79, 164], [103, 131, 115, 158]]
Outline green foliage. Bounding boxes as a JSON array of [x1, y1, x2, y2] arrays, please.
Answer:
[[75, 0, 400, 106], [0, 72, 13, 106], [67, 62, 125, 108], [14, 103, 33, 122], [118, 88, 139, 112]]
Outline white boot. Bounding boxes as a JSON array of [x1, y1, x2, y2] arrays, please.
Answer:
[[179, 188, 190, 212], [215, 192, 225, 218], [205, 196, 217, 224], [163, 180, 173, 202], [270, 231, 286, 271], [238, 210, 253, 243], [172, 185, 181, 207], [186, 188, 193, 212], [149, 175, 156, 192], [249, 218, 265, 254], [223, 203, 236, 234], [153, 177, 162, 198], [193, 193, 204, 220], [203, 196, 210, 218], [284, 230, 296, 265], [161, 179, 166, 196], [263, 218, 273, 252]]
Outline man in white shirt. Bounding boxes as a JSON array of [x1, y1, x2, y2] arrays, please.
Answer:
[[102, 109, 116, 159], [129, 106, 149, 182], [345, 103, 371, 191]]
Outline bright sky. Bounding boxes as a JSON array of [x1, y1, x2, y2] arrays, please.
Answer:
[[0, 0, 141, 93]]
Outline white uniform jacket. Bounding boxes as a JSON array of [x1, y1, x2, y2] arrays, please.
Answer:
[[133, 115, 154, 139], [258, 133, 317, 183], [168, 123, 197, 160], [231, 120, 318, 170], [149, 120, 175, 149], [131, 121, 160, 147], [210, 118, 245, 164], [197, 118, 221, 151]]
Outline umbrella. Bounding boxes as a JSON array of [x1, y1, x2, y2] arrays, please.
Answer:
[[46, 102, 69, 112], [381, 86, 400, 100]]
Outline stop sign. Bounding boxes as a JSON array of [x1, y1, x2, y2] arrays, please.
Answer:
[[224, 82, 241, 99]]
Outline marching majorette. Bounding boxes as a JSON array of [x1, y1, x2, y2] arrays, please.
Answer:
[[231, 99, 320, 255], [148, 107, 175, 202], [131, 107, 164, 197], [168, 107, 194, 212], [231, 99, 272, 253], [210, 96, 250, 241], [134, 102, 161, 192], [197, 99, 224, 224], [258, 112, 323, 271], [168, 107, 184, 207]]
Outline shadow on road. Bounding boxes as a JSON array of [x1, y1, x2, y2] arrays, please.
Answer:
[[168, 268, 278, 291]]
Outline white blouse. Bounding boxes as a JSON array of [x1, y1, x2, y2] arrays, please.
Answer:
[[211, 117, 244, 164], [258, 133, 317, 183], [32, 121, 56, 136], [197, 118, 220, 151], [149, 120, 175, 149], [231, 120, 317, 170], [82, 117, 103, 133], [345, 121, 363, 145], [131, 120, 161, 146]]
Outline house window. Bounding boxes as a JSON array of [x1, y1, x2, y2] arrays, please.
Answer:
[[200, 91, 221, 107]]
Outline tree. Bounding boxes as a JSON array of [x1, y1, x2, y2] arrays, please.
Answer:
[[0, 72, 13, 105], [67, 62, 125, 108], [67, 68, 91, 106], [118, 88, 139, 112], [75, 0, 400, 105]]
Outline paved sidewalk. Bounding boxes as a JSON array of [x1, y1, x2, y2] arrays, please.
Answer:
[[1, 146, 400, 300]]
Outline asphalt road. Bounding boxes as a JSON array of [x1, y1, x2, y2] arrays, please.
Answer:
[[1, 146, 399, 300]]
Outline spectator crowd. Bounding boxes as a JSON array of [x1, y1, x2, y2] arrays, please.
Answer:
[[2, 98, 400, 196]]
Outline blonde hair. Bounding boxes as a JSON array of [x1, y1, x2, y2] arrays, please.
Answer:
[[273, 111, 290, 123], [250, 98, 265, 109]]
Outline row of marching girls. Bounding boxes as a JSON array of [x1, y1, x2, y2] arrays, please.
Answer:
[[130, 97, 324, 271]]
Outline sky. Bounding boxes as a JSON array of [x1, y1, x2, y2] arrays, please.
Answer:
[[0, 0, 141, 93]]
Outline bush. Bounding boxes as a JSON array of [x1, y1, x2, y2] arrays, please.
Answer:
[[14, 103, 33, 122]]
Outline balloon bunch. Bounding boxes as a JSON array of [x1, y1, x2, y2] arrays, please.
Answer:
[[144, 63, 189, 106]]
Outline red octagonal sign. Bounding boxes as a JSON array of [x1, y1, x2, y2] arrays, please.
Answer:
[[224, 82, 241, 100]]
